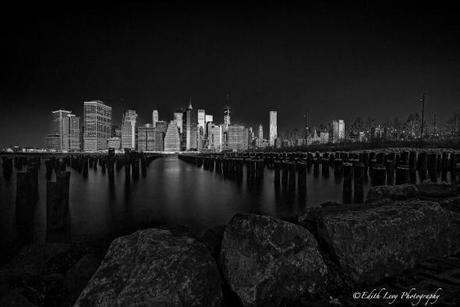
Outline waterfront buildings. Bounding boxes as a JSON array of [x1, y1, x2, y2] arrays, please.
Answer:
[[138, 124, 164, 152], [223, 106, 231, 132], [164, 121, 181, 152], [152, 110, 159, 127], [209, 124, 223, 152], [227, 125, 249, 151], [197, 109, 205, 133], [107, 137, 121, 150], [173, 111, 183, 134], [121, 109, 138, 150], [68, 114, 80, 151], [269, 111, 277, 147], [205, 114, 213, 125], [83, 100, 112, 152], [330, 119, 345, 143], [184, 101, 198, 151]]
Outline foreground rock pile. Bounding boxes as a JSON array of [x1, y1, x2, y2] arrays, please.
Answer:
[[1, 183, 459, 306]]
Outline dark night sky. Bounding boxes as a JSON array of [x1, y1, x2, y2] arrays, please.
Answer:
[[1, 1, 460, 147]]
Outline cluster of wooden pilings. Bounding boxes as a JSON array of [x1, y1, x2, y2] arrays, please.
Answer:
[[177, 149, 460, 204], [178, 155, 266, 184], [1, 152, 163, 244]]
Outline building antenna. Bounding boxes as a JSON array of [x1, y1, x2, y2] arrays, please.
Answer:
[[420, 93, 426, 138]]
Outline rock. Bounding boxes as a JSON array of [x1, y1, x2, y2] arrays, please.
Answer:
[[62, 254, 100, 306], [438, 196, 460, 214], [316, 200, 460, 285], [0, 243, 71, 283], [366, 184, 419, 203], [417, 183, 460, 199], [0, 289, 36, 307], [220, 214, 328, 306], [75, 228, 222, 307]]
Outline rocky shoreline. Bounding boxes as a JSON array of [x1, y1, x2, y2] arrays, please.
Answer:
[[1, 183, 459, 306]]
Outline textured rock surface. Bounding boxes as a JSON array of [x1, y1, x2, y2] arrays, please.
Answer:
[[220, 214, 328, 306], [366, 184, 419, 203], [417, 183, 460, 198], [75, 228, 223, 307], [317, 200, 460, 285]]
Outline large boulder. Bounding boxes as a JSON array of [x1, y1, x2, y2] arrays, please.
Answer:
[[74, 228, 223, 307], [220, 214, 328, 306], [366, 184, 419, 203], [316, 200, 460, 285]]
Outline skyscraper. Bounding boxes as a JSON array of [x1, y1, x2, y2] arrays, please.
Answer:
[[138, 124, 163, 152], [330, 120, 345, 143], [209, 124, 223, 152], [152, 109, 159, 127], [164, 121, 181, 152], [83, 100, 112, 152], [223, 106, 231, 132], [258, 124, 263, 140], [121, 109, 138, 150], [48, 110, 72, 151], [197, 109, 205, 133], [68, 114, 80, 151], [227, 125, 249, 151], [173, 111, 183, 134], [184, 100, 198, 151], [269, 111, 277, 147]]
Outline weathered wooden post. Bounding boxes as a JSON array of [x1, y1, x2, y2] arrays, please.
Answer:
[[371, 166, 386, 186], [386, 160, 395, 185], [342, 163, 353, 204], [2, 157, 13, 180], [396, 165, 410, 185], [427, 153, 438, 182], [353, 163, 364, 203]]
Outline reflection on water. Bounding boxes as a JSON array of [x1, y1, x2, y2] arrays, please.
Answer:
[[2, 155, 369, 249]]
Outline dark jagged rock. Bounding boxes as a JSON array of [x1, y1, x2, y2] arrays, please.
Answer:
[[220, 214, 328, 306], [366, 184, 419, 203], [315, 200, 460, 285], [417, 183, 460, 199], [62, 254, 101, 306], [75, 228, 223, 307]]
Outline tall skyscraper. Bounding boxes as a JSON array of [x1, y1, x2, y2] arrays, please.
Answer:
[[121, 109, 138, 150], [223, 106, 231, 132], [152, 109, 159, 127], [83, 100, 112, 152], [258, 124, 263, 140], [68, 114, 80, 151], [269, 111, 277, 146], [48, 110, 72, 151], [197, 109, 206, 132], [330, 119, 346, 143], [184, 100, 198, 151], [209, 124, 223, 152], [173, 111, 183, 134], [164, 121, 181, 152]]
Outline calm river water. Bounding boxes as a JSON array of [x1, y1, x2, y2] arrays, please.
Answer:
[[1, 155, 368, 251]]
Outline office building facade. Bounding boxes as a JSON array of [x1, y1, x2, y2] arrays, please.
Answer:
[[121, 110, 138, 150], [164, 121, 181, 152], [83, 100, 112, 152], [269, 111, 277, 146]]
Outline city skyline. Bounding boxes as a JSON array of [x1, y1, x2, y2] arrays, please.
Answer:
[[2, 1, 460, 147]]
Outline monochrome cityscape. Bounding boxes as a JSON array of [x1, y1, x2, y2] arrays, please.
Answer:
[[1, 1, 460, 306]]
